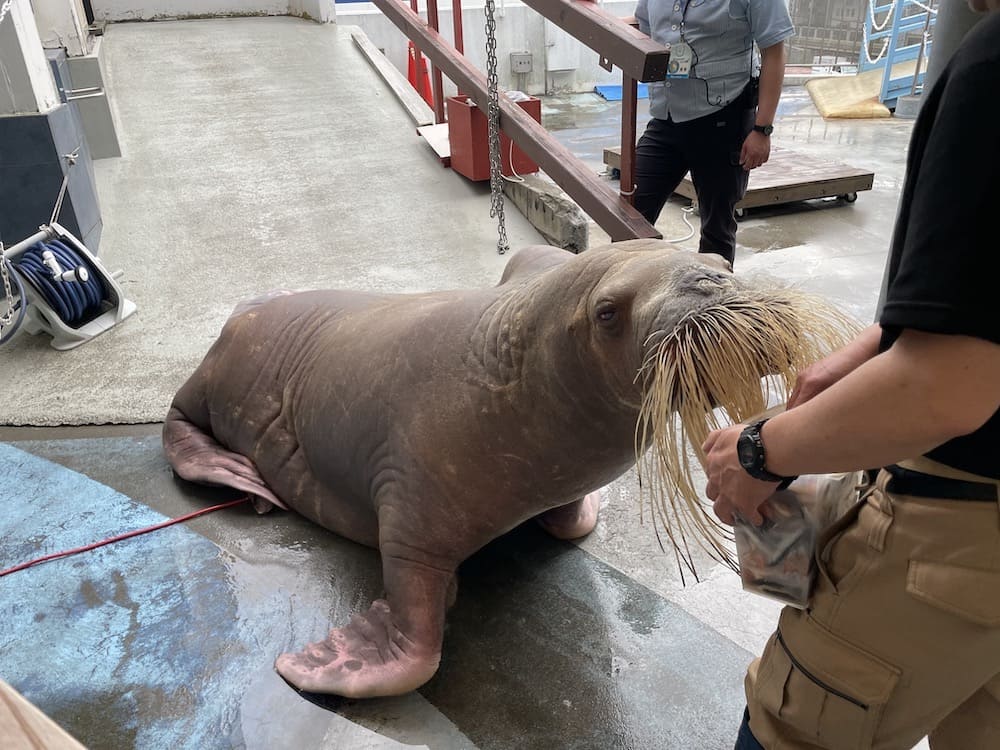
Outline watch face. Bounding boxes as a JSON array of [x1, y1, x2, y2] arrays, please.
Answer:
[[737, 434, 757, 468]]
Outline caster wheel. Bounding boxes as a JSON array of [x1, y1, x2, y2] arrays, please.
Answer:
[[841, 192, 858, 203], [734, 207, 746, 220]]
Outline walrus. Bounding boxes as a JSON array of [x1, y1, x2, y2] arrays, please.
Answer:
[[162, 239, 856, 699]]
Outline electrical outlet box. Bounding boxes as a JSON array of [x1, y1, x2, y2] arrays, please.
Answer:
[[510, 52, 533, 74]]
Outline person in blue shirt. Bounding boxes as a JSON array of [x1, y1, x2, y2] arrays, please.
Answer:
[[634, 0, 794, 266]]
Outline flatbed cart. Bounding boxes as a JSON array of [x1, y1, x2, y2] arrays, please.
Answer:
[[603, 145, 874, 219]]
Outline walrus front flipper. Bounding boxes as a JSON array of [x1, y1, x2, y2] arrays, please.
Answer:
[[275, 541, 451, 698], [163, 407, 288, 513]]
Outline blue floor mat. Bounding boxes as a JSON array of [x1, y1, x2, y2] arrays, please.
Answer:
[[594, 83, 649, 101], [0, 443, 286, 750]]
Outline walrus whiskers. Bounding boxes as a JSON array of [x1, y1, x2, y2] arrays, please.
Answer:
[[635, 287, 860, 575]]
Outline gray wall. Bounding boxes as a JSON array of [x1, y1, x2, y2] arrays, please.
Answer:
[[89, 0, 638, 95], [339, 0, 640, 95]]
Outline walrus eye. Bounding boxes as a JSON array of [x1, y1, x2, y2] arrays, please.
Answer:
[[595, 302, 618, 325]]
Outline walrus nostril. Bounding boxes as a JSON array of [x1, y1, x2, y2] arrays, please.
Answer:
[[677, 267, 730, 297]]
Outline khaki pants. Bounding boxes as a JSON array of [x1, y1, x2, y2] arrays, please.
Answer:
[[746, 458, 1000, 750]]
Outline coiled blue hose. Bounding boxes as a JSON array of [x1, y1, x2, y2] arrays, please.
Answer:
[[12, 239, 106, 325]]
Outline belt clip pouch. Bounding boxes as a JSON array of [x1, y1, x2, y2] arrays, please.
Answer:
[[734, 471, 863, 608]]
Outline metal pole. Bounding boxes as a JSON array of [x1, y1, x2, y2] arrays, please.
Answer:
[[620, 73, 638, 205], [0, 228, 53, 261], [452, 0, 464, 53], [426, 0, 447, 123], [924, 0, 982, 94], [452, 0, 464, 95], [910, 2, 934, 96]]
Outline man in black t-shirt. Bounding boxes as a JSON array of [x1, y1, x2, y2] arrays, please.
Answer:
[[702, 2, 1000, 747]]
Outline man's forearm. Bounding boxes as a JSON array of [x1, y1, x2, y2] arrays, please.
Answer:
[[761, 330, 1000, 476], [755, 43, 786, 126]]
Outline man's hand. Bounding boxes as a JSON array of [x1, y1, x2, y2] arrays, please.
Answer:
[[740, 130, 771, 171], [703, 424, 780, 526]]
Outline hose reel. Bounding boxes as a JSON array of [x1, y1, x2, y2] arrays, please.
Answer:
[[0, 223, 137, 350]]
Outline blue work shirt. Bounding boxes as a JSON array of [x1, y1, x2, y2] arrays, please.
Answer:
[[635, 0, 794, 123]]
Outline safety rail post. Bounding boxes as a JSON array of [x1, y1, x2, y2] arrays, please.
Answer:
[[620, 73, 638, 206], [426, 0, 447, 122], [452, 0, 464, 54]]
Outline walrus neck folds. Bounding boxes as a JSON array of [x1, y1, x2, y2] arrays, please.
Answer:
[[633, 286, 860, 578], [466, 288, 534, 389]]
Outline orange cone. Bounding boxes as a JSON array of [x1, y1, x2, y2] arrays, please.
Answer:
[[408, 42, 434, 107]]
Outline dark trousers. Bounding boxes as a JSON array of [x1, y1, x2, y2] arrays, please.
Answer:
[[633, 96, 754, 265], [735, 706, 766, 749]]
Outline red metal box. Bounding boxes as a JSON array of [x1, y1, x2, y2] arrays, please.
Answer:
[[446, 94, 541, 182]]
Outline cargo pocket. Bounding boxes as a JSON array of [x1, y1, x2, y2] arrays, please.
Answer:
[[752, 614, 900, 750], [907, 560, 1000, 627], [814, 498, 866, 595]]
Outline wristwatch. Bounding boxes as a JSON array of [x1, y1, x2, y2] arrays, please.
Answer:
[[737, 419, 792, 484], [752, 124, 774, 136]]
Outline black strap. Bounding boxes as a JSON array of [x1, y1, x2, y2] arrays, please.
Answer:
[[885, 464, 998, 502]]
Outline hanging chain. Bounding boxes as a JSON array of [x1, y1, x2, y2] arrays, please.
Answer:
[[1, 247, 15, 327], [484, 0, 509, 255], [0, 0, 15, 29]]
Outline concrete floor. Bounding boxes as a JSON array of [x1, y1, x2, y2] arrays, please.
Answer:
[[1, 16, 927, 750]]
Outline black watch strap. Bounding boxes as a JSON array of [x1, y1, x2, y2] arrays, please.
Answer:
[[738, 419, 794, 485], [752, 124, 774, 136]]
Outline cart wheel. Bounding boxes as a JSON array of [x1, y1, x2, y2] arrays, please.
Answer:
[[841, 192, 858, 203], [734, 207, 746, 220]]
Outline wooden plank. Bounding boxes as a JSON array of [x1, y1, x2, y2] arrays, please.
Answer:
[[417, 122, 452, 166], [604, 145, 874, 210], [1, 678, 87, 749], [604, 146, 623, 171], [351, 29, 435, 128]]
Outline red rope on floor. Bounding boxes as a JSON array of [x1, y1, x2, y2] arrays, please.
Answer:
[[0, 496, 251, 579]]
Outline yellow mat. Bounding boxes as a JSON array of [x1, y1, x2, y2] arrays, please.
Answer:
[[805, 61, 919, 119]]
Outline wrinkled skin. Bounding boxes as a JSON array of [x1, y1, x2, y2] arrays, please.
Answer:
[[163, 239, 736, 698]]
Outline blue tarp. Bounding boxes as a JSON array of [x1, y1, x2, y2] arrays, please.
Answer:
[[0, 443, 281, 749], [594, 83, 650, 101]]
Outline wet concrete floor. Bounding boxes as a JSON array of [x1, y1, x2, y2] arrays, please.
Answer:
[[2, 429, 749, 749]]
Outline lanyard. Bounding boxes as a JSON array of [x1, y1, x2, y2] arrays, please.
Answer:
[[678, 0, 694, 41]]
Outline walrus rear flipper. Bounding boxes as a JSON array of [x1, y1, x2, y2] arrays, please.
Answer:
[[163, 407, 289, 513]]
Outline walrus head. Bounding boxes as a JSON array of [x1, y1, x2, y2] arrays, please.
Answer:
[[562, 240, 860, 575]]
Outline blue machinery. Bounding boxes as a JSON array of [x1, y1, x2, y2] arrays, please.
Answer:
[[860, 0, 937, 107], [0, 223, 137, 350]]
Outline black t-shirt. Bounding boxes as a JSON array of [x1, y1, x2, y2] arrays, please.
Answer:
[[879, 12, 1000, 478]]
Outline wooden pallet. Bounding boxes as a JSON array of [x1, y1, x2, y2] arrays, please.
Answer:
[[603, 145, 874, 215]]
